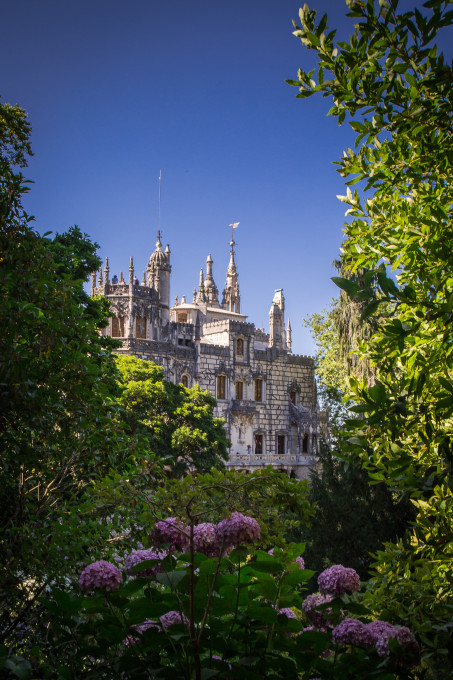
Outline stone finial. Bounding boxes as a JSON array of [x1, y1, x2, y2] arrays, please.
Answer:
[[181, 295, 187, 304], [287, 319, 292, 353], [175, 295, 179, 306], [98, 266, 103, 286], [142, 272, 146, 286], [193, 288, 197, 303], [165, 244, 171, 265], [104, 257, 110, 284], [91, 271, 96, 295]]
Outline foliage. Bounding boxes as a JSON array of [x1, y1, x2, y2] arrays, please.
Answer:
[[35, 510, 420, 680], [290, 0, 453, 673], [302, 441, 414, 582], [115, 355, 229, 476]]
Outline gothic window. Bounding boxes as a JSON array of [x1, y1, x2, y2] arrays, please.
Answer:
[[254, 378, 263, 402], [217, 375, 226, 400], [111, 316, 125, 337], [235, 381, 243, 400], [136, 316, 146, 339], [236, 338, 244, 356], [302, 434, 309, 453], [290, 390, 297, 405], [277, 435, 286, 456], [181, 374, 189, 388], [178, 312, 188, 323], [254, 433, 263, 455]]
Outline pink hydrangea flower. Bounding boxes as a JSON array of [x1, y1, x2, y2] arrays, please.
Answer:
[[193, 523, 221, 557], [302, 593, 333, 627], [79, 560, 122, 592], [375, 624, 420, 663], [125, 548, 166, 577], [318, 564, 360, 596], [160, 611, 189, 629], [332, 618, 374, 647], [215, 512, 260, 548], [150, 517, 189, 551]]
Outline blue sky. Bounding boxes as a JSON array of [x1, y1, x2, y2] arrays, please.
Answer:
[[3, 1, 449, 354]]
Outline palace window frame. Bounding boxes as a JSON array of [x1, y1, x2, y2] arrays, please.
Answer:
[[217, 374, 227, 400]]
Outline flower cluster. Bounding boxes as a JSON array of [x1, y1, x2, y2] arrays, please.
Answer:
[[276, 607, 297, 619], [215, 512, 260, 548], [318, 564, 360, 596], [332, 618, 374, 647], [193, 523, 220, 557], [302, 593, 333, 628], [79, 560, 123, 592], [125, 548, 166, 577], [331, 618, 419, 664], [150, 517, 189, 551], [160, 611, 189, 629]]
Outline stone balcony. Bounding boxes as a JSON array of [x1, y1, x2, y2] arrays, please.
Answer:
[[227, 453, 316, 467]]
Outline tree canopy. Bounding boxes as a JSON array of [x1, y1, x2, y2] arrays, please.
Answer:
[[291, 0, 453, 672]]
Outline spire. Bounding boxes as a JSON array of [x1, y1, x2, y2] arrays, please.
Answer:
[[129, 256, 134, 285], [104, 257, 110, 284], [221, 237, 240, 313], [91, 271, 96, 295], [286, 319, 292, 353], [98, 266, 103, 287], [196, 268, 206, 304], [204, 254, 219, 306]]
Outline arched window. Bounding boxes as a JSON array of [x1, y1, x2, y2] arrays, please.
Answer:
[[217, 375, 226, 400], [111, 316, 125, 337], [302, 434, 309, 453], [236, 338, 244, 356], [254, 433, 264, 455], [181, 375, 189, 388], [254, 378, 263, 402], [290, 390, 297, 404]]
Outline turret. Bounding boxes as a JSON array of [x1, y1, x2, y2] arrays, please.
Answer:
[[146, 231, 171, 321], [269, 290, 285, 349]]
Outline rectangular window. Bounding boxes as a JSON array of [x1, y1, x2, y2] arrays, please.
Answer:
[[112, 316, 125, 337], [254, 378, 263, 402], [290, 390, 297, 405], [254, 434, 263, 455], [136, 316, 146, 339], [277, 435, 286, 456], [217, 375, 226, 400], [178, 313, 188, 323], [235, 381, 243, 400]]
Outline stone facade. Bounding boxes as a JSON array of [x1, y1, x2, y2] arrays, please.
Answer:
[[91, 232, 324, 480]]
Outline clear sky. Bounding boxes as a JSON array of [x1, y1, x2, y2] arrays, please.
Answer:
[[2, 1, 450, 354]]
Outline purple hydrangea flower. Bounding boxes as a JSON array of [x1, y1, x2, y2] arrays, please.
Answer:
[[215, 512, 260, 548], [302, 593, 333, 627], [125, 548, 166, 577], [79, 560, 123, 592], [193, 523, 221, 557], [375, 624, 420, 663], [318, 564, 360, 596], [136, 619, 161, 634], [150, 517, 189, 551], [277, 607, 297, 619], [160, 611, 189, 629], [365, 620, 395, 644], [293, 555, 305, 570], [332, 618, 374, 647]]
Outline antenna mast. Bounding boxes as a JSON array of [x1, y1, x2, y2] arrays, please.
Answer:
[[158, 170, 162, 237]]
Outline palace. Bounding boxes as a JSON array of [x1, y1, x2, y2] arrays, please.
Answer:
[[91, 231, 325, 480]]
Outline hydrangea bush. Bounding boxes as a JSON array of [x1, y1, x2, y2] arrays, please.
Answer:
[[45, 513, 419, 680]]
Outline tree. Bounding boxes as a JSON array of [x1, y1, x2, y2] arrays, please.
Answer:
[[115, 355, 229, 476], [290, 0, 453, 672], [0, 99, 152, 659]]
